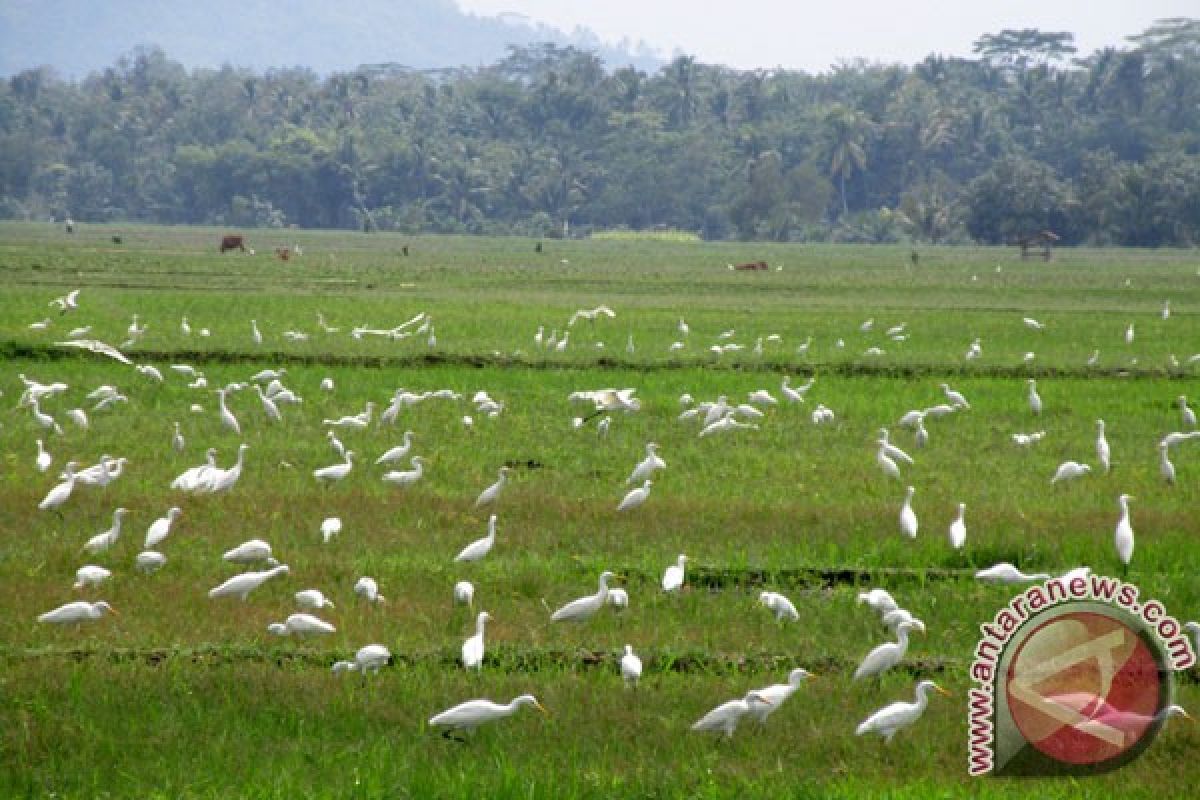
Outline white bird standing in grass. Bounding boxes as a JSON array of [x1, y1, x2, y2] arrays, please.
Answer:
[[382, 456, 425, 487], [208, 565, 289, 601], [295, 589, 335, 610], [759, 591, 799, 621], [84, 508, 130, 554], [620, 645, 642, 688], [1159, 442, 1176, 485], [747, 668, 814, 725], [254, 385, 282, 422], [948, 503, 967, 549], [171, 448, 218, 491], [662, 554, 687, 592], [320, 517, 342, 543], [136, 550, 167, 574], [1125, 323, 1135, 345], [1051, 461, 1091, 484], [854, 621, 921, 680], [1179, 396, 1197, 430], [73, 565, 112, 589], [375, 431, 415, 465], [474, 467, 510, 508], [354, 576, 386, 605], [268, 613, 336, 637], [455, 515, 497, 562], [1115, 494, 1135, 571], [1027, 379, 1043, 415], [144, 507, 182, 548], [428, 695, 547, 739], [880, 609, 926, 634], [857, 589, 898, 616], [606, 588, 629, 609], [876, 440, 902, 480], [627, 443, 666, 484], [223, 539, 279, 567], [856, 680, 950, 742], [939, 383, 970, 409], [551, 571, 616, 622], [461, 611, 491, 670], [454, 581, 475, 608], [1096, 420, 1111, 473], [35, 439, 52, 473], [332, 644, 392, 678], [899, 486, 918, 539], [692, 691, 773, 739], [209, 444, 249, 494], [216, 388, 240, 435], [313, 451, 354, 484], [172, 422, 185, 454], [878, 429, 914, 465], [975, 563, 1052, 584], [618, 480, 652, 512], [39, 600, 117, 625]]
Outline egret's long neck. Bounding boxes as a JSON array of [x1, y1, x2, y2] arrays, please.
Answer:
[[914, 685, 933, 712], [477, 616, 488, 636], [896, 628, 910, 651]]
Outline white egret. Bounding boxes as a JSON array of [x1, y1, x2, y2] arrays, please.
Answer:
[[30, 399, 63, 434], [474, 467, 510, 507], [327, 430, 346, 459], [354, 576, 386, 605], [375, 431, 415, 465], [880, 609, 926, 634], [620, 645, 643, 688], [172, 422, 185, 454], [856, 680, 950, 742], [268, 613, 336, 637], [83, 508, 130, 554], [333, 644, 392, 677], [1023, 317, 1045, 331], [1027, 379, 1043, 415], [923, 404, 958, 419], [759, 591, 800, 621], [1115, 494, 1135, 571], [208, 565, 289, 601], [1163, 300, 1171, 321], [662, 554, 687, 592], [254, 385, 282, 422], [878, 429, 914, 465], [607, 587, 629, 609], [208, 444, 249, 493], [171, 448, 218, 491], [136, 550, 166, 573], [1012, 430, 1047, 447], [1051, 461, 1091, 484], [455, 515, 497, 562], [1159, 442, 1177, 485], [899, 486, 918, 539], [223, 539, 279, 567], [454, 581, 475, 608], [39, 600, 117, 625], [321, 517, 342, 543], [627, 443, 666, 485], [313, 451, 354, 484], [939, 383, 970, 409], [551, 570, 616, 622], [136, 364, 164, 383], [295, 589, 335, 610], [914, 416, 929, 448], [747, 389, 778, 406], [857, 589, 899, 616], [144, 507, 182, 548], [180, 315, 191, 335], [320, 377, 335, 392], [618, 480, 652, 512], [1125, 323, 1135, 345], [948, 503, 967, 549], [1179, 396, 1197, 430], [323, 403, 374, 429], [747, 668, 813, 725], [1096, 420, 1111, 473], [699, 411, 759, 438], [382, 456, 425, 487], [854, 621, 920, 680], [678, 318, 689, 336], [876, 440, 902, 480], [461, 611, 491, 670], [73, 565, 112, 589], [428, 695, 547, 739], [975, 563, 1052, 585], [216, 388, 240, 434], [692, 691, 773, 739], [35, 439, 52, 473]]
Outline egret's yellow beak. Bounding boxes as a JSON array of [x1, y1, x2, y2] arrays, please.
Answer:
[[934, 685, 951, 697], [534, 701, 550, 716], [1181, 709, 1194, 723], [108, 607, 120, 616]]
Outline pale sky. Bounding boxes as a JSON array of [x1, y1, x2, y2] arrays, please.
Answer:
[[457, 0, 1196, 71]]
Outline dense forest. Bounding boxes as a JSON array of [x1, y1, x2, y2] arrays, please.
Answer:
[[2, 19, 1199, 245]]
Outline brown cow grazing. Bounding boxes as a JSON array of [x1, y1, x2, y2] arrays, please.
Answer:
[[731, 260, 769, 271], [220, 235, 246, 253]]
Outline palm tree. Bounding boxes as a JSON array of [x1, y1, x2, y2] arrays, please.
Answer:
[[823, 105, 874, 217]]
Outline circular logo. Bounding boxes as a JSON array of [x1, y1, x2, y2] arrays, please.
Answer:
[[1004, 608, 1168, 770]]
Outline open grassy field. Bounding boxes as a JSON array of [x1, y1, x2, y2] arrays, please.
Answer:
[[1, 222, 1198, 798]]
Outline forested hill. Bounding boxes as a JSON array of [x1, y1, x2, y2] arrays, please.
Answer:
[[2, 21, 1200, 246], [0, 0, 662, 77]]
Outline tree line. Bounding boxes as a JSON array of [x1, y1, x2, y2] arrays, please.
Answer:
[[2, 20, 1199, 245]]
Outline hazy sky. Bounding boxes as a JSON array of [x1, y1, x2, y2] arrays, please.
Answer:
[[457, 0, 1195, 71]]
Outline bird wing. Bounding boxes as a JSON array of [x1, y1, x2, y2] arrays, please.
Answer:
[[54, 339, 133, 365]]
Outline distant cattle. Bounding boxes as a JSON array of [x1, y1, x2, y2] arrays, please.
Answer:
[[220, 235, 247, 253], [731, 260, 769, 271], [274, 247, 291, 261], [1015, 230, 1059, 261]]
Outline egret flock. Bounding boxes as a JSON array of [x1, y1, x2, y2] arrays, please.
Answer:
[[15, 286, 1200, 755]]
